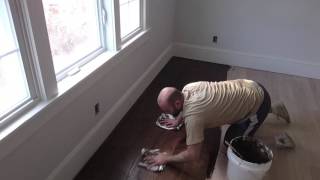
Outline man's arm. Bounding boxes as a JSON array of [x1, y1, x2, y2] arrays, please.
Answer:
[[167, 142, 202, 163], [145, 142, 203, 165]]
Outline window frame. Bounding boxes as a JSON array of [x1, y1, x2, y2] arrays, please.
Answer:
[[42, 0, 109, 81], [0, 0, 148, 131], [0, 0, 42, 125]]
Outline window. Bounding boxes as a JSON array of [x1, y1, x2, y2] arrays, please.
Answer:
[[42, 0, 106, 79], [119, 0, 142, 41], [0, 0, 147, 125], [0, 0, 37, 122]]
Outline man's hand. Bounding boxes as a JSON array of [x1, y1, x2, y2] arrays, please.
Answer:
[[159, 118, 181, 128], [144, 152, 170, 165], [144, 143, 203, 166]]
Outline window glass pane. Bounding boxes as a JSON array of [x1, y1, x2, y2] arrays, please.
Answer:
[[0, 0, 31, 118], [120, 0, 140, 38], [42, 0, 102, 74], [0, 53, 30, 117], [0, 0, 16, 55]]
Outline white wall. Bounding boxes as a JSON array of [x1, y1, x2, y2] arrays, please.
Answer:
[[3, 0, 320, 179], [0, 0, 176, 179], [174, 0, 320, 79]]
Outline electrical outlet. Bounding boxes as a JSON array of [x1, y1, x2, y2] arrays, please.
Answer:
[[212, 35, 218, 43], [94, 103, 100, 115]]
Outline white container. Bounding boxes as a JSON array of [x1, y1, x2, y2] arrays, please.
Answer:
[[227, 137, 273, 180]]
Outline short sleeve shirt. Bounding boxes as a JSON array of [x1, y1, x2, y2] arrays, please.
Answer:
[[182, 79, 264, 145]]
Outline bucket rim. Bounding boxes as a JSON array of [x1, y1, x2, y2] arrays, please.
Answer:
[[229, 136, 273, 163], [227, 147, 273, 169]]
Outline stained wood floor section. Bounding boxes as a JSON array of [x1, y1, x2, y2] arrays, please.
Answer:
[[75, 57, 230, 180], [209, 67, 320, 180]]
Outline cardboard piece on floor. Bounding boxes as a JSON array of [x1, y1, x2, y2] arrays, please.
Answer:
[[275, 132, 295, 149]]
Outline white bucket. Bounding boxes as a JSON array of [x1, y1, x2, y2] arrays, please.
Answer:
[[226, 136, 273, 180]]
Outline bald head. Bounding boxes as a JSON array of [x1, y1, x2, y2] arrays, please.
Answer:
[[157, 87, 178, 104], [157, 87, 184, 115]]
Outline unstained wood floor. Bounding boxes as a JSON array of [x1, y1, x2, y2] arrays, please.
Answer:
[[210, 66, 320, 180]]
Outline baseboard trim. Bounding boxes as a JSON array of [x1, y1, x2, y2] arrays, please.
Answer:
[[174, 42, 320, 79], [46, 44, 173, 180]]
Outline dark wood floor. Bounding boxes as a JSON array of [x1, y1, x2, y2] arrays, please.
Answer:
[[74, 57, 230, 180]]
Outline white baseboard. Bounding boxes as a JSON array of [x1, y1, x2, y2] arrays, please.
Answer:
[[46, 44, 173, 180], [174, 42, 320, 79]]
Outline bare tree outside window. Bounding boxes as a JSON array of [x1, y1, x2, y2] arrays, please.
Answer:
[[42, 0, 101, 74]]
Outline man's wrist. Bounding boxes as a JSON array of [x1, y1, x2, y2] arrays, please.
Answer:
[[164, 154, 173, 163], [176, 113, 183, 122]]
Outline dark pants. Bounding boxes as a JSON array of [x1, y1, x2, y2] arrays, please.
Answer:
[[224, 83, 271, 146]]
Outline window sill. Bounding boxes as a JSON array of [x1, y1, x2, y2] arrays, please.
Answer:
[[0, 28, 151, 161]]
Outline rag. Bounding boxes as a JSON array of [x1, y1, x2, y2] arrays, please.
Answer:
[[156, 113, 183, 130], [138, 148, 166, 172]]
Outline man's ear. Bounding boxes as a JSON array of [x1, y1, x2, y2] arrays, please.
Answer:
[[174, 100, 182, 109]]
